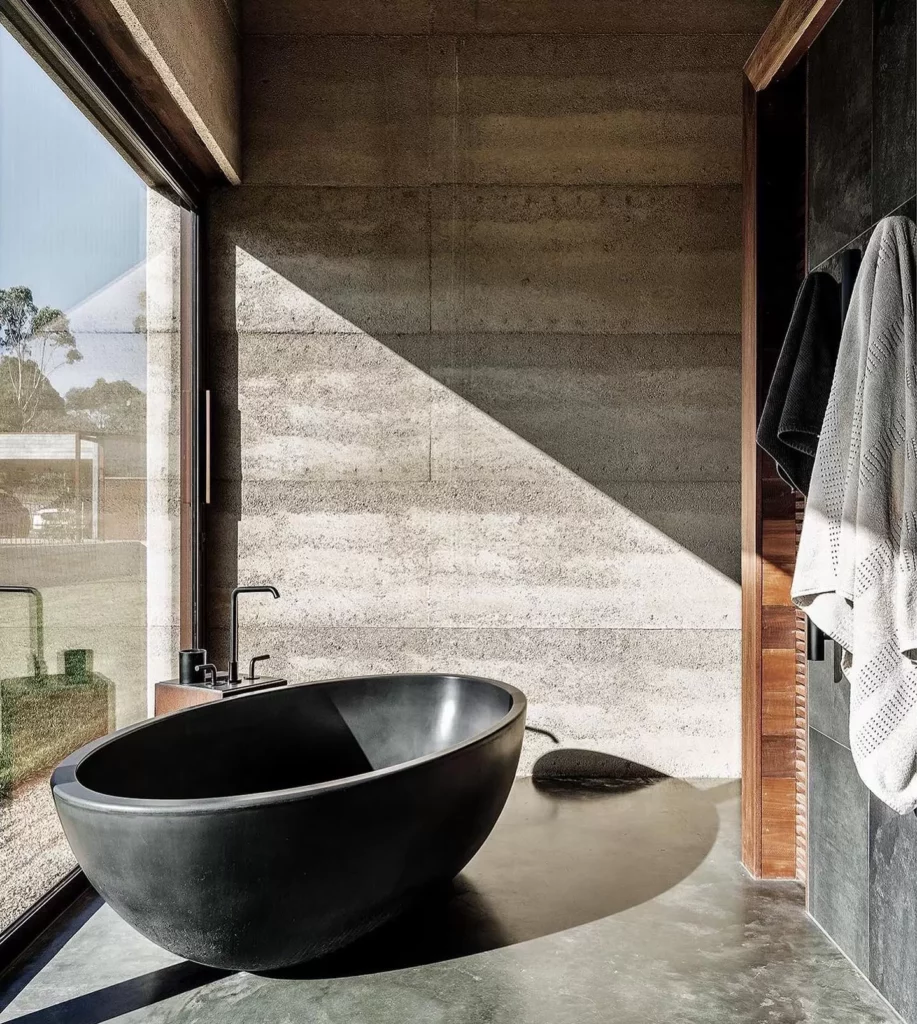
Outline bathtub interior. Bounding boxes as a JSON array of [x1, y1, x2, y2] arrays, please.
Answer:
[[74, 675, 514, 801]]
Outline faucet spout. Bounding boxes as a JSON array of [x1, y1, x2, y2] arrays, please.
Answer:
[[228, 586, 280, 684]]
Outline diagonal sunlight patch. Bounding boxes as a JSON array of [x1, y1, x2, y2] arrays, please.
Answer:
[[218, 250, 743, 778], [228, 249, 740, 621]]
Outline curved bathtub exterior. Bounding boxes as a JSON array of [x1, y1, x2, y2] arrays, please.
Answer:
[[51, 674, 526, 971]]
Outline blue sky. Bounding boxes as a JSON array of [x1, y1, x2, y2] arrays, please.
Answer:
[[0, 25, 148, 391]]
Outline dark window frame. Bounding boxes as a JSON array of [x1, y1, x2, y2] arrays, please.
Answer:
[[0, 0, 208, 972]]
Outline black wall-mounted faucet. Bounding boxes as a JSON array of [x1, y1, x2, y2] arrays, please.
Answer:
[[228, 585, 280, 684]]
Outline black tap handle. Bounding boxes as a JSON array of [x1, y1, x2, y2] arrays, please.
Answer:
[[840, 249, 861, 321], [196, 663, 218, 686], [248, 654, 270, 680]]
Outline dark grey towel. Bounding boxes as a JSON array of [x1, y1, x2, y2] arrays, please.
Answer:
[[756, 271, 842, 494]]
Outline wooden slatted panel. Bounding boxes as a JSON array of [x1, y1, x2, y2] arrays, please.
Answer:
[[741, 63, 807, 879], [760, 463, 798, 876], [743, 0, 843, 885], [794, 493, 807, 882]]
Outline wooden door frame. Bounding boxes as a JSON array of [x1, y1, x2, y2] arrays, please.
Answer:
[[740, 0, 843, 879], [745, 0, 845, 90]]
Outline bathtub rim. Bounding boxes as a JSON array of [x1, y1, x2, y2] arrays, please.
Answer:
[[51, 672, 526, 815]]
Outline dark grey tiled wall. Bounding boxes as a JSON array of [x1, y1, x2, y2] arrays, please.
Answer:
[[808, 0, 916, 270], [808, 640, 850, 749], [809, 650, 917, 1018], [808, 710, 870, 972], [870, 794, 917, 1019], [807, 1, 917, 1018], [807, 0, 875, 265], [874, 0, 917, 215]]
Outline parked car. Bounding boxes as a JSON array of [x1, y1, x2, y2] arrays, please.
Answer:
[[31, 505, 79, 537], [0, 491, 31, 539]]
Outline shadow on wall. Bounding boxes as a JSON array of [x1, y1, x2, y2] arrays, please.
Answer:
[[204, 188, 741, 652]]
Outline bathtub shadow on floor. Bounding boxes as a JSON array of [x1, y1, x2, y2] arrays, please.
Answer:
[[272, 754, 720, 979], [0, 757, 722, 1023]]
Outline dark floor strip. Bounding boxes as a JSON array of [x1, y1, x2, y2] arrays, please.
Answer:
[[0, 893, 100, 1015], [3, 962, 228, 1024]]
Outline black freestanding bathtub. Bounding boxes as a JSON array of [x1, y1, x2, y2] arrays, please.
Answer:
[[51, 673, 525, 971]]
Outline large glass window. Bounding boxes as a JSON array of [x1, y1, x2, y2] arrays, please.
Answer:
[[0, 23, 185, 933]]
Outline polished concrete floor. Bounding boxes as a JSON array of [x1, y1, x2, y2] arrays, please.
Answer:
[[0, 778, 901, 1024]]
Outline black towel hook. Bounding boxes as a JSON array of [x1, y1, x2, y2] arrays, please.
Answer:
[[840, 248, 861, 321]]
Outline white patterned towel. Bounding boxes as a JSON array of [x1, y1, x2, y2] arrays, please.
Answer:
[[792, 216, 917, 813]]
